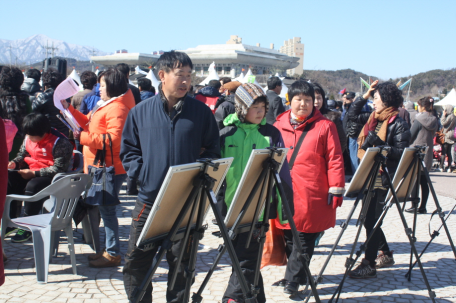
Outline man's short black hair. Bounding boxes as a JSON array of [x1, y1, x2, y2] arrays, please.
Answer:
[[371, 81, 404, 108], [22, 112, 51, 137], [101, 69, 128, 98], [208, 79, 221, 90], [25, 69, 41, 83], [220, 77, 231, 85], [138, 78, 152, 91], [80, 71, 97, 90], [156, 50, 193, 72], [267, 76, 282, 90], [42, 68, 64, 89], [0, 66, 24, 92], [115, 63, 130, 77], [288, 80, 315, 102]]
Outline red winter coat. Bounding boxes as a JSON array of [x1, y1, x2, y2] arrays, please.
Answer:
[[0, 119, 7, 285], [195, 95, 218, 114], [274, 109, 345, 233], [24, 132, 59, 171]]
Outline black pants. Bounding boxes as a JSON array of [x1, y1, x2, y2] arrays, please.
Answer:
[[7, 171, 52, 218], [283, 229, 320, 285], [440, 143, 453, 169], [418, 173, 430, 210], [223, 231, 265, 303], [126, 176, 138, 194], [363, 189, 390, 265], [123, 199, 191, 303]]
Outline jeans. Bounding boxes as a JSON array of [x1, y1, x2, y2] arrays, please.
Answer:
[[98, 173, 126, 257], [348, 137, 359, 174]]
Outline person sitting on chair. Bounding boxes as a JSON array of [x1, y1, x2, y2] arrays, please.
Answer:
[[6, 113, 73, 243]]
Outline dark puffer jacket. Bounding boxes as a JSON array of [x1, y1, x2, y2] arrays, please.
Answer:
[[214, 94, 235, 130], [21, 78, 41, 103], [323, 111, 347, 152], [345, 98, 372, 138], [32, 88, 69, 137], [348, 96, 411, 177]]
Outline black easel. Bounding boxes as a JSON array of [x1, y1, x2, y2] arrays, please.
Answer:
[[404, 147, 456, 280], [302, 147, 386, 303], [329, 147, 437, 303], [192, 148, 321, 303], [131, 159, 257, 303]]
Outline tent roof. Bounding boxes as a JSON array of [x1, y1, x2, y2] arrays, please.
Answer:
[[434, 88, 456, 107], [199, 62, 220, 86]]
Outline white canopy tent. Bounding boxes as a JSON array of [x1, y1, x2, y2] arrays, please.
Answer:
[[68, 69, 82, 90], [146, 69, 161, 91], [434, 88, 456, 107], [234, 72, 245, 82], [199, 62, 220, 86], [135, 66, 147, 75]]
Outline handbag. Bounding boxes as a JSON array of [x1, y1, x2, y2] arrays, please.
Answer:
[[261, 220, 287, 268], [85, 134, 120, 206], [435, 128, 445, 145]]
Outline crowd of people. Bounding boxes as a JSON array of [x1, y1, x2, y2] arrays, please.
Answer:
[[0, 51, 452, 302]]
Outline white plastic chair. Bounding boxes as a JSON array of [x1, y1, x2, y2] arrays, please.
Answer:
[[1, 174, 91, 283]]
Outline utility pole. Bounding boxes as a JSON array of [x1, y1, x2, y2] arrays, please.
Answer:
[[91, 47, 97, 71], [8, 44, 17, 67], [50, 41, 59, 58]]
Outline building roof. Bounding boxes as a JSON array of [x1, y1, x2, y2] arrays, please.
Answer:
[[90, 53, 159, 66]]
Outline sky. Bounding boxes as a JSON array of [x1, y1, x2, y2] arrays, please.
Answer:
[[1, 0, 455, 79]]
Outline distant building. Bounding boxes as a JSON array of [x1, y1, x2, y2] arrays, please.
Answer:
[[280, 37, 304, 76], [180, 36, 299, 77], [90, 52, 159, 67]]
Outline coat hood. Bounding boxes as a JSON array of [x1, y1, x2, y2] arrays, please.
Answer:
[[223, 112, 266, 128], [444, 104, 454, 114], [21, 78, 41, 95], [198, 86, 221, 97], [416, 112, 439, 132]]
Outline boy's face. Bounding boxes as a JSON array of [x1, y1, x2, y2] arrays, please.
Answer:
[[28, 134, 45, 143], [245, 102, 266, 124], [291, 94, 313, 118]]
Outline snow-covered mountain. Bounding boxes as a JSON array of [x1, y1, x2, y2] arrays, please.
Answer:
[[0, 34, 110, 65]]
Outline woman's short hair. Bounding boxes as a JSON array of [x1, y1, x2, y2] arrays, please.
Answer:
[[220, 77, 231, 85], [22, 113, 51, 137], [25, 69, 41, 83], [156, 50, 193, 72], [41, 68, 65, 89], [417, 96, 434, 112], [288, 80, 315, 102], [100, 69, 128, 98], [0, 67, 24, 92], [371, 81, 404, 108], [80, 71, 97, 90]]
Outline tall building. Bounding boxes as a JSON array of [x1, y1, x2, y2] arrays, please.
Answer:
[[280, 37, 304, 76]]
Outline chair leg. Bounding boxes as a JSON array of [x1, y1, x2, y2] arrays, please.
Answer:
[[31, 226, 51, 283], [50, 230, 60, 260], [64, 226, 77, 276], [81, 215, 93, 245], [87, 207, 101, 252]]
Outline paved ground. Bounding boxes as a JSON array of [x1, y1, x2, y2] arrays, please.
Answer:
[[1, 172, 456, 303]]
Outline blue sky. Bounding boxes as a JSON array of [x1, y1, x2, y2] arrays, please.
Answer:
[[1, 0, 455, 79]]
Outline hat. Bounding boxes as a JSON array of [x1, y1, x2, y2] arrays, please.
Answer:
[[235, 83, 268, 122], [223, 81, 242, 93], [327, 99, 337, 110], [344, 92, 356, 99]]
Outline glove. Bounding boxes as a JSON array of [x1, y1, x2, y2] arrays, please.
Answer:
[[328, 193, 343, 209], [361, 131, 386, 150]]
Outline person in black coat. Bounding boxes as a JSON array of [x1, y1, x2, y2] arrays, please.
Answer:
[[21, 68, 42, 103], [265, 76, 285, 124], [32, 69, 68, 137], [348, 80, 410, 280], [214, 81, 241, 130], [116, 63, 141, 105]]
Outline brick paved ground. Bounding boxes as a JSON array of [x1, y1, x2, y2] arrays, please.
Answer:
[[1, 175, 456, 303]]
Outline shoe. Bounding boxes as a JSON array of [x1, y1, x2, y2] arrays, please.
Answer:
[[284, 281, 299, 295], [405, 207, 426, 214], [227, 299, 238, 303], [11, 229, 32, 243], [212, 218, 218, 225], [4, 227, 18, 237], [272, 278, 287, 287], [126, 189, 138, 195], [375, 251, 395, 268], [348, 259, 377, 279], [88, 250, 105, 261], [405, 207, 417, 213], [447, 169, 452, 173], [89, 251, 121, 268]]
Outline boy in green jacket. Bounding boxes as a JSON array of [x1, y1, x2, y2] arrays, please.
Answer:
[[220, 83, 293, 303]]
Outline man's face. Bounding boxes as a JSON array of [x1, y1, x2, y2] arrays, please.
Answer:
[[343, 95, 353, 105], [159, 66, 192, 100], [276, 85, 282, 95]]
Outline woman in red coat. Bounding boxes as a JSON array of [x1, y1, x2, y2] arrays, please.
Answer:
[[273, 81, 345, 295]]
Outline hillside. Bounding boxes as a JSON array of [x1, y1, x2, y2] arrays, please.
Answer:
[[302, 68, 456, 101]]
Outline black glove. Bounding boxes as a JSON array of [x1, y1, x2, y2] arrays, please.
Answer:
[[361, 131, 385, 150]]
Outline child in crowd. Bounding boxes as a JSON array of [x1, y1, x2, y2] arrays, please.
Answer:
[[219, 83, 293, 303]]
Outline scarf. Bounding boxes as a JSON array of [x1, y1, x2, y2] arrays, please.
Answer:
[[357, 106, 399, 159], [290, 108, 314, 129]]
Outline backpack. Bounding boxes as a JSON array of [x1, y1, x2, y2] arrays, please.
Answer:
[[3, 119, 18, 153]]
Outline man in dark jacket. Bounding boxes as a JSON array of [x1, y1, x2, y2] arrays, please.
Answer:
[[195, 79, 222, 113], [116, 63, 141, 105], [21, 69, 42, 103], [120, 51, 220, 303], [137, 78, 156, 101], [214, 81, 241, 129], [265, 76, 285, 124]]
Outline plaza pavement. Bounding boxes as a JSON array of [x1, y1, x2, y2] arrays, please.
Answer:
[[1, 172, 456, 302]]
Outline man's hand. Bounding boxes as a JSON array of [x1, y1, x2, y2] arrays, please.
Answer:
[[8, 161, 16, 169], [363, 80, 379, 100], [18, 169, 36, 180]]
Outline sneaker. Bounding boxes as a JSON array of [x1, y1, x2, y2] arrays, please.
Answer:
[[89, 251, 121, 268], [284, 281, 299, 295], [11, 229, 32, 243], [447, 169, 452, 173], [348, 259, 377, 279], [375, 251, 395, 268], [4, 227, 18, 237]]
